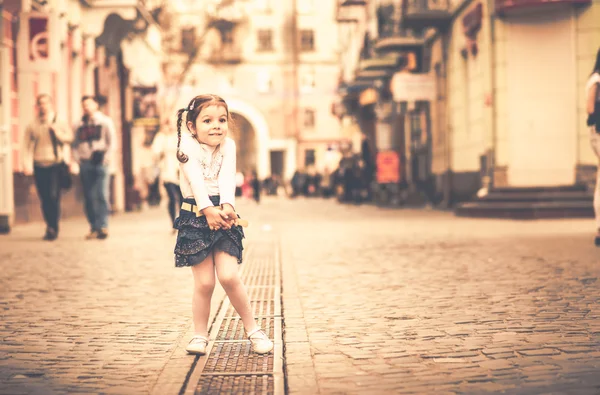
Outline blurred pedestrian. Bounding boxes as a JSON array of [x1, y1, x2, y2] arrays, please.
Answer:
[[322, 167, 332, 198], [72, 95, 116, 240], [586, 48, 600, 246], [242, 172, 252, 199], [145, 164, 161, 206], [251, 170, 261, 203], [22, 94, 73, 241], [152, 119, 182, 231], [235, 171, 244, 197], [172, 94, 273, 356]]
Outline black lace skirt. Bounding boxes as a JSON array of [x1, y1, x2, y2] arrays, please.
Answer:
[[174, 196, 245, 267]]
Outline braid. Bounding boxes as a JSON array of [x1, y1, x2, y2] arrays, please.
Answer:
[[176, 109, 188, 163]]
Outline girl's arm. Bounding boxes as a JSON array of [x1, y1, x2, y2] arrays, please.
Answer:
[[180, 136, 214, 210], [588, 82, 598, 115], [218, 138, 237, 209]]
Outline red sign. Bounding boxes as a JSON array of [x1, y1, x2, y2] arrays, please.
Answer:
[[376, 151, 400, 184]]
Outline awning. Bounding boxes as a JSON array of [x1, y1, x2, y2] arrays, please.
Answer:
[[358, 54, 401, 71], [374, 35, 424, 53], [355, 69, 391, 81]]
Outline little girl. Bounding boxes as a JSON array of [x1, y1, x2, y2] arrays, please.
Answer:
[[173, 94, 273, 355]]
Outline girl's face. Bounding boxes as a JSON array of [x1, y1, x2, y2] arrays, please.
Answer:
[[188, 104, 228, 147]]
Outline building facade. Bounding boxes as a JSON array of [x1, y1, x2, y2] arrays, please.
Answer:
[[0, 0, 164, 231], [337, 0, 600, 210], [163, 0, 344, 181]]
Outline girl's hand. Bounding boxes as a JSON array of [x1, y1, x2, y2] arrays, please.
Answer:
[[202, 206, 230, 231], [219, 204, 237, 227]]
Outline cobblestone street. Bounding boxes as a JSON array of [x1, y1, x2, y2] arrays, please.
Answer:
[[0, 206, 198, 395], [275, 199, 600, 394], [1, 198, 600, 394]]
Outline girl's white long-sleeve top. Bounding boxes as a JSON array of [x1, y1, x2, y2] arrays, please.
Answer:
[[178, 133, 237, 211]]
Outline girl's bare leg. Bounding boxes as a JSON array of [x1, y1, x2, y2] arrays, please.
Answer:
[[191, 254, 216, 337], [214, 250, 257, 333]]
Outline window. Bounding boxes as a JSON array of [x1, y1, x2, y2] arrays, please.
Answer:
[[304, 149, 316, 167], [257, 29, 273, 52], [303, 108, 315, 128], [181, 27, 195, 53], [300, 30, 314, 52]]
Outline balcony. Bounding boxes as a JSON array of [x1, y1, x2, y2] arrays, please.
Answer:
[[375, 2, 424, 53], [207, 43, 242, 64], [495, 0, 590, 15], [206, 0, 247, 31], [402, 0, 452, 31]]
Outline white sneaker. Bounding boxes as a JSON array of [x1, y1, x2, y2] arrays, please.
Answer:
[[247, 328, 273, 354], [186, 335, 209, 355]]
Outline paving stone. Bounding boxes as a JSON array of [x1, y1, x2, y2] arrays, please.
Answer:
[[0, 206, 233, 395], [275, 198, 600, 394]]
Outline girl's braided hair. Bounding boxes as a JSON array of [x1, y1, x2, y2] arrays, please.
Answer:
[[176, 94, 232, 163]]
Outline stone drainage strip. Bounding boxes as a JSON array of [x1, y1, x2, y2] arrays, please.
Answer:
[[182, 238, 284, 395]]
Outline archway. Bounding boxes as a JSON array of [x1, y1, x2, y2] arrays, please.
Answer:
[[230, 113, 257, 175], [224, 97, 270, 180]]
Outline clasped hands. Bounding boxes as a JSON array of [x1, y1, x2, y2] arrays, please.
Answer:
[[202, 204, 237, 231]]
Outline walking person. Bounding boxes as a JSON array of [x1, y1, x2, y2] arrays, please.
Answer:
[[152, 119, 183, 231], [587, 48, 600, 246], [22, 94, 73, 241], [250, 170, 261, 204], [173, 94, 273, 356], [72, 95, 116, 240]]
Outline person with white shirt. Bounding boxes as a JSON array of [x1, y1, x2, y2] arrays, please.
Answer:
[[586, 48, 600, 246], [152, 120, 182, 230], [172, 94, 273, 356]]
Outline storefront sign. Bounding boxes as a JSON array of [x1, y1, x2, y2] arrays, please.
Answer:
[[376, 151, 400, 184], [17, 11, 60, 72], [391, 72, 435, 102]]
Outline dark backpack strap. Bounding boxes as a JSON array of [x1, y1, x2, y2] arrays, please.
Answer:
[[48, 115, 60, 161]]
